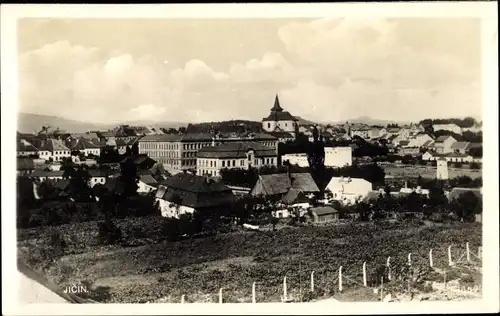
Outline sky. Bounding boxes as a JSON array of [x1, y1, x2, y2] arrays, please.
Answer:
[[18, 18, 482, 124]]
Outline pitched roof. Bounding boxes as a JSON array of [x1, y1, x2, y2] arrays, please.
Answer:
[[197, 142, 276, 159], [31, 170, 64, 177], [17, 139, 39, 152], [451, 141, 470, 150], [311, 206, 339, 216], [268, 131, 295, 138], [435, 135, 453, 142], [422, 140, 434, 147], [70, 132, 99, 140], [53, 179, 70, 191], [67, 138, 101, 150], [88, 169, 110, 178], [254, 173, 319, 196], [17, 157, 35, 170], [399, 140, 410, 146], [38, 139, 70, 152], [160, 173, 233, 194], [139, 174, 158, 186], [281, 188, 309, 205]]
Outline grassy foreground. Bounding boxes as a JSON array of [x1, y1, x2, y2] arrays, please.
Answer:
[[17, 219, 482, 303]]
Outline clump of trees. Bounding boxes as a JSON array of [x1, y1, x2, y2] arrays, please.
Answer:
[[419, 117, 477, 128]]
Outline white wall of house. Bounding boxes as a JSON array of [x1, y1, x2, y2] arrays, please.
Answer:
[[83, 148, 101, 156], [156, 199, 195, 218], [324, 147, 352, 168], [326, 177, 373, 205], [89, 177, 107, 187], [281, 153, 309, 167], [433, 124, 463, 135], [263, 120, 297, 133], [138, 181, 156, 193], [197, 154, 277, 177]]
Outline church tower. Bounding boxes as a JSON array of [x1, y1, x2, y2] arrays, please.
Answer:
[[262, 94, 299, 134], [436, 158, 449, 180]]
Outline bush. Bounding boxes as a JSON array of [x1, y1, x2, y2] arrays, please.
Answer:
[[98, 219, 122, 245], [470, 162, 481, 170]]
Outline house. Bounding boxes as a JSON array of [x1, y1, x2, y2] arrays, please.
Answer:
[[262, 95, 299, 135], [451, 141, 471, 155], [281, 153, 309, 167], [17, 157, 35, 175], [310, 206, 339, 223], [398, 146, 420, 156], [121, 155, 157, 171], [88, 170, 109, 187], [324, 147, 353, 168], [350, 126, 370, 139], [267, 131, 295, 143], [251, 172, 320, 198], [325, 177, 373, 205], [196, 141, 278, 177], [138, 174, 158, 193], [433, 135, 458, 154], [407, 133, 434, 148], [433, 123, 463, 135], [37, 139, 71, 162], [17, 139, 39, 157], [30, 170, 64, 182], [155, 173, 235, 218], [69, 132, 100, 142], [66, 138, 101, 156]]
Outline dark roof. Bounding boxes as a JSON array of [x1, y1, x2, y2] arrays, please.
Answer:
[[160, 173, 232, 193], [263, 111, 298, 122], [17, 158, 35, 170], [38, 139, 70, 152], [31, 170, 64, 177], [140, 174, 158, 186], [17, 139, 38, 152], [88, 169, 110, 178], [253, 173, 319, 196], [70, 132, 99, 140], [66, 138, 101, 150], [268, 131, 295, 138], [281, 189, 309, 205], [197, 142, 276, 159], [104, 177, 125, 195], [451, 141, 470, 150], [399, 140, 410, 146], [311, 206, 339, 216], [270, 94, 283, 111]]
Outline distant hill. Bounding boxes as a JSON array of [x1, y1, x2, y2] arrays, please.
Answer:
[[294, 116, 318, 126], [17, 113, 112, 134], [17, 113, 188, 134], [324, 116, 411, 126], [186, 120, 263, 134]]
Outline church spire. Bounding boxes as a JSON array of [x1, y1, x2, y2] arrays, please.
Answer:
[[270, 94, 283, 112]]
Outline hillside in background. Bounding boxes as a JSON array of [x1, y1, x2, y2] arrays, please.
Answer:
[[17, 113, 187, 134], [294, 116, 318, 126], [186, 120, 263, 133], [324, 116, 411, 126]]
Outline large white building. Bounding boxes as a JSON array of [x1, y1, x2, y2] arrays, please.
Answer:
[[326, 176, 373, 205], [196, 142, 278, 177], [262, 95, 298, 135], [324, 147, 352, 168], [281, 146, 352, 168], [37, 139, 71, 162]]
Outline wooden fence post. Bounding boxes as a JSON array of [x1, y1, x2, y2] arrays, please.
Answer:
[[386, 257, 392, 281], [338, 266, 343, 292], [283, 277, 287, 301], [219, 288, 223, 304], [310, 271, 315, 292], [478, 246, 482, 258], [408, 253, 412, 266], [466, 242, 471, 263], [181, 295, 185, 304], [448, 245, 453, 266], [429, 249, 433, 268], [252, 282, 256, 304], [362, 262, 367, 287]]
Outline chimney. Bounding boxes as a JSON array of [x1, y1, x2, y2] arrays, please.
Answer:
[[404, 181, 408, 189]]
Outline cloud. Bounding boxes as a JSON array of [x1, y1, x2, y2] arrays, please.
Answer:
[[19, 19, 481, 124]]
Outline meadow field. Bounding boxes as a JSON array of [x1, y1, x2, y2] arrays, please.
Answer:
[[17, 218, 482, 303], [382, 163, 482, 179]]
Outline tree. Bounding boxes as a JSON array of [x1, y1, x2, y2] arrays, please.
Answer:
[[98, 219, 122, 245], [131, 142, 139, 155], [450, 191, 481, 222], [120, 158, 139, 197], [99, 145, 120, 163]]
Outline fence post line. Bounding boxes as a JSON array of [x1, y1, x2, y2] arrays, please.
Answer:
[[310, 271, 315, 292], [181, 295, 185, 304], [386, 257, 392, 281], [429, 249, 433, 268], [252, 282, 256, 304], [408, 253, 412, 266], [478, 246, 482, 258], [219, 288, 223, 304], [362, 262, 367, 287], [466, 242, 471, 263], [283, 276, 287, 301], [338, 266, 343, 292], [448, 245, 453, 266]]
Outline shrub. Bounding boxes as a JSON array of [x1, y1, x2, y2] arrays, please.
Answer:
[[470, 162, 480, 170], [98, 219, 122, 245]]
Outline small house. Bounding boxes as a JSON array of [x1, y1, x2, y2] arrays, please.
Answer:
[[310, 206, 339, 223]]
